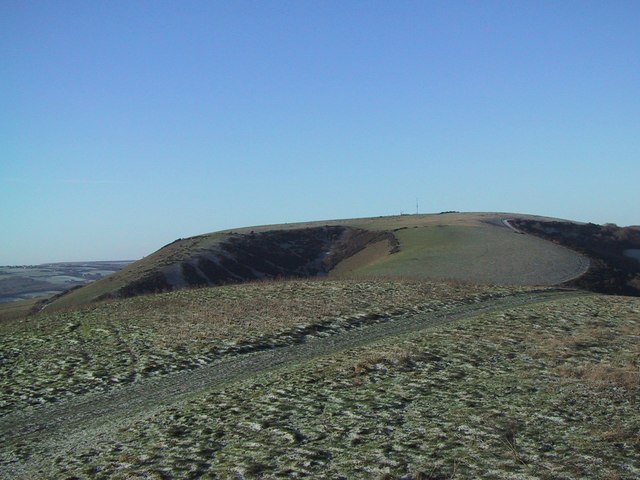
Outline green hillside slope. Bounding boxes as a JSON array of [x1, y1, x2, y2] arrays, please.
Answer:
[[336, 224, 588, 285], [42, 212, 591, 311]]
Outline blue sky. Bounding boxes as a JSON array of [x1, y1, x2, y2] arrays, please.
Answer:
[[2, 1, 639, 264]]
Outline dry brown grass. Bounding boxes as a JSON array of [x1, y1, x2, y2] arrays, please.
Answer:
[[0, 298, 39, 322], [527, 297, 640, 393], [329, 238, 393, 278], [568, 364, 639, 390], [94, 278, 507, 349], [351, 344, 418, 376]]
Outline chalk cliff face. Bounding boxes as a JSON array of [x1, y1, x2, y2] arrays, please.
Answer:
[[102, 226, 394, 299]]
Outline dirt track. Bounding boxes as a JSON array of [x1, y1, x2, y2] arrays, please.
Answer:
[[0, 289, 582, 478]]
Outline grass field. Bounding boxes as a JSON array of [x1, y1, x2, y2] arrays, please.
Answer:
[[333, 225, 588, 285], [0, 279, 517, 414], [1, 279, 638, 479], [58, 293, 637, 480], [0, 298, 40, 322], [223, 211, 546, 233]]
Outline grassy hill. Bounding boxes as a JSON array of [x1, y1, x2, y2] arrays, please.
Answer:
[[1, 279, 638, 478], [331, 224, 587, 285], [1, 212, 638, 478], [42, 212, 592, 311]]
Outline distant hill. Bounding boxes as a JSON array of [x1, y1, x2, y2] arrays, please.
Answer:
[[41, 212, 628, 311]]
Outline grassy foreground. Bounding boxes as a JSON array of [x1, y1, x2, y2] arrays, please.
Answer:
[[0, 279, 515, 415], [1, 280, 639, 479]]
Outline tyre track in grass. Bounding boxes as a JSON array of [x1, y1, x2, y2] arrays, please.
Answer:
[[0, 289, 584, 478]]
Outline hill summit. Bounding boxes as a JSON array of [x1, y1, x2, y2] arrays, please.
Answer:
[[42, 212, 640, 310]]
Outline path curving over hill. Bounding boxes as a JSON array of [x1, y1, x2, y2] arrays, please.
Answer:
[[0, 289, 582, 479]]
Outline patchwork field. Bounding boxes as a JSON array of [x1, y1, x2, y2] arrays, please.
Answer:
[[1, 279, 638, 479], [0, 261, 132, 304]]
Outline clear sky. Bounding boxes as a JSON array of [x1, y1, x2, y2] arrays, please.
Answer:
[[2, 1, 639, 265]]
